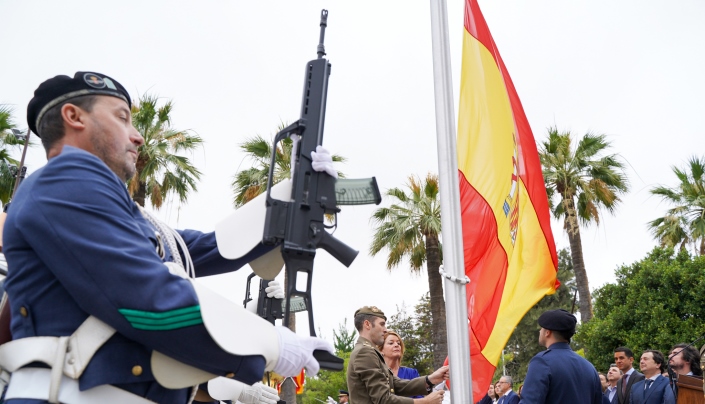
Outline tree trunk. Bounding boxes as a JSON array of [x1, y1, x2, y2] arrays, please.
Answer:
[[280, 269, 297, 403], [280, 377, 297, 404], [133, 180, 147, 207], [425, 234, 447, 369], [562, 197, 593, 322]]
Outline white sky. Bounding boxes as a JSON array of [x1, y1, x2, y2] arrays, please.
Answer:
[[1, 1, 704, 344]]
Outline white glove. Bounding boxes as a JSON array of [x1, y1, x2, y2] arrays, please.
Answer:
[[310, 145, 338, 179], [209, 379, 279, 404], [264, 280, 284, 299], [246, 280, 285, 314], [273, 325, 335, 377], [237, 382, 280, 404]]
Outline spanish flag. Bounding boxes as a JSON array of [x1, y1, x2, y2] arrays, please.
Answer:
[[457, 1, 559, 400]]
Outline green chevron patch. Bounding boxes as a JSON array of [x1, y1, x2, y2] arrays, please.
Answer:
[[119, 305, 203, 331]]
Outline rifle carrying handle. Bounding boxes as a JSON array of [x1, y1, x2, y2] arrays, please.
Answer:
[[313, 349, 344, 371]]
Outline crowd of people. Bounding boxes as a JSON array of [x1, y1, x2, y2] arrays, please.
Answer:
[[474, 336, 702, 404], [342, 305, 704, 404]]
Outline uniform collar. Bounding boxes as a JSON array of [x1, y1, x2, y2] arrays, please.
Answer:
[[547, 342, 571, 350]]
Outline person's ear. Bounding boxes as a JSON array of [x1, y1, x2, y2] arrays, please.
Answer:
[[61, 103, 87, 131]]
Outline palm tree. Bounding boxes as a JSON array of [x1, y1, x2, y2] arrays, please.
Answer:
[[539, 127, 629, 323], [369, 173, 447, 368], [128, 95, 203, 208], [0, 105, 29, 204], [231, 123, 345, 207], [648, 156, 705, 255]]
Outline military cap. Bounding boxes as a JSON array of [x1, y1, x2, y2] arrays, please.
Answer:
[[339, 390, 349, 396], [354, 306, 386, 320], [27, 71, 131, 136], [538, 309, 577, 336]]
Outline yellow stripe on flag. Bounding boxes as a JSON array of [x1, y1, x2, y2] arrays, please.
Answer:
[[457, 29, 517, 257]]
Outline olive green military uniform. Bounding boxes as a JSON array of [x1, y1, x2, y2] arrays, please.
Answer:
[[347, 336, 428, 404]]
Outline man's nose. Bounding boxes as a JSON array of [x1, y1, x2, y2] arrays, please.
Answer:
[[131, 127, 145, 146]]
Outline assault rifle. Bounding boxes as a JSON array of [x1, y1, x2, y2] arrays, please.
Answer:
[[262, 10, 381, 370]]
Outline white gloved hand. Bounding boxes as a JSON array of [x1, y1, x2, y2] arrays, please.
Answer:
[[237, 382, 280, 404], [310, 146, 338, 179], [274, 325, 335, 377], [264, 280, 284, 299], [246, 280, 285, 314]]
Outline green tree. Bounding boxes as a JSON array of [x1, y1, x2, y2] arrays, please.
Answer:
[[333, 318, 357, 354], [539, 127, 629, 322], [370, 174, 446, 368], [128, 94, 203, 208], [387, 294, 434, 376], [575, 247, 705, 369], [0, 106, 29, 204], [648, 156, 705, 255], [501, 248, 577, 382], [299, 351, 351, 404]]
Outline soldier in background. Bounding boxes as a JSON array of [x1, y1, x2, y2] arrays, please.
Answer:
[[347, 306, 449, 404], [519, 309, 603, 403]]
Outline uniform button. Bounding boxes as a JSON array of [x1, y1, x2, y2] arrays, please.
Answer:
[[226, 372, 235, 378], [19, 307, 28, 317], [132, 365, 143, 376]]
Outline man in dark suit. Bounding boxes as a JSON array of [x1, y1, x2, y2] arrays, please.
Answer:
[[628, 350, 675, 404], [614, 347, 645, 404], [496, 376, 519, 404]]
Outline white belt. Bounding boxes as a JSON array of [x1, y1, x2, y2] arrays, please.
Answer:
[[5, 367, 157, 403], [0, 315, 116, 379]]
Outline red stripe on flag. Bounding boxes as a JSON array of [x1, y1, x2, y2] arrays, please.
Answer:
[[459, 172, 508, 400]]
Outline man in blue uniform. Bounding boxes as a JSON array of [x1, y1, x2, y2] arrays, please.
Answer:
[[519, 309, 603, 404], [0, 72, 334, 403]]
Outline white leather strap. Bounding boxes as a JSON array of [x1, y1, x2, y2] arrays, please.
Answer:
[[65, 315, 117, 378], [6, 367, 157, 404], [215, 178, 291, 279], [0, 315, 116, 379], [49, 336, 69, 403]]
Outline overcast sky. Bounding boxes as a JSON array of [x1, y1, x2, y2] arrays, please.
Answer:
[[2, 1, 704, 344]]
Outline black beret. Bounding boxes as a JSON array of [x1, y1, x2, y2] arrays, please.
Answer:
[[354, 306, 386, 320], [339, 390, 348, 396], [538, 309, 577, 335], [27, 71, 131, 137]]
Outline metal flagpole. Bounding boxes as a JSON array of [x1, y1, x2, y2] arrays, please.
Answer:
[[429, 1, 472, 403]]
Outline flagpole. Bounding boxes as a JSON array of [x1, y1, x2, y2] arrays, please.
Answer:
[[429, 1, 472, 403]]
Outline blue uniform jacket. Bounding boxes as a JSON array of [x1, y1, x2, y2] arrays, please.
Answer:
[[628, 376, 675, 404], [519, 342, 603, 404], [3, 147, 271, 403]]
